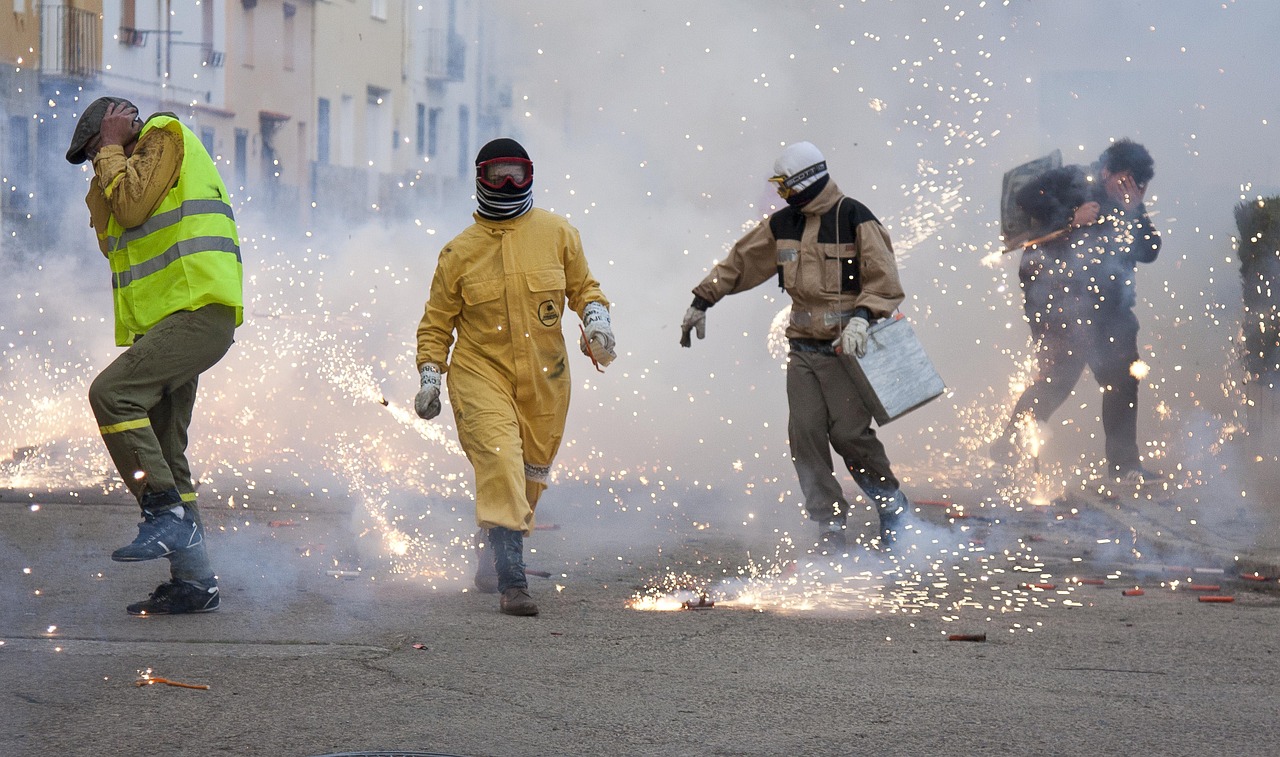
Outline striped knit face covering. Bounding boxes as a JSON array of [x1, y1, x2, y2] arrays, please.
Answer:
[[476, 177, 533, 220]]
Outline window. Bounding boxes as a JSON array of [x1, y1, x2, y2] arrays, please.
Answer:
[[283, 4, 296, 70], [366, 87, 391, 172], [457, 105, 469, 178], [7, 116, 30, 179], [370, 0, 387, 21], [200, 127, 215, 157], [234, 128, 248, 188], [243, 3, 255, 67], [415, 103, 425, 157], [316, 98, 330, 165], [338, 95, 354, 166], [427, 107, 441, 158]]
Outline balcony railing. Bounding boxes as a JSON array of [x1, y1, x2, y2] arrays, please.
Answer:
[[40, 4, 102, 79]]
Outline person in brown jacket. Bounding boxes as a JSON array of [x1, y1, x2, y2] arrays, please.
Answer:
[[680, 141, 912, 550]]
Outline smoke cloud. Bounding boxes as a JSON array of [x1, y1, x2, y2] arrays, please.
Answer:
[[4, 1, 1279, 587]]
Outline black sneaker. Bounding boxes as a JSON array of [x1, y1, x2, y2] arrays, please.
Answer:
[[112, 509, 202, 562], [127, 579, 220, 616]]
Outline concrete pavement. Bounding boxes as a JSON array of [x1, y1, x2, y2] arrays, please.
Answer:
[[1, 482, 1278, 757]]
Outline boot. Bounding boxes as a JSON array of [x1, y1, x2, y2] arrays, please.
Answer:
[[877, 491, 909, 549], [500, 587, 539, 616], [473, 529, 499, 594], [815, 518, 847, 554], [488, 526, 538, 616]]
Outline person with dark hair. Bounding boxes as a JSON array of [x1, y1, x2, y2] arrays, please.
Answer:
[[992, 138, 1161, 484], [680, 141, 912, 551], [414, 138, 615, 616], [66, 96, 243, 615]]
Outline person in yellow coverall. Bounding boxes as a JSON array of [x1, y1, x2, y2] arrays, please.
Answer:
[[415, 138, 615, 616]]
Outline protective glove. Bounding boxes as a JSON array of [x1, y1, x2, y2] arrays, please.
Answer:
[[580, 302, 617, 368], [414, 363, 442, 420], [679, 306, 707, 348], [834, 316, 870, 358]]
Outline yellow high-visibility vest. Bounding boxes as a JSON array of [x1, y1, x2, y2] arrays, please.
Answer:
[[104, 115, 243, 345]]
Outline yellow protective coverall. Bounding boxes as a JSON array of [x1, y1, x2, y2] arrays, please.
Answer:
[[416, 208, 608, 534]]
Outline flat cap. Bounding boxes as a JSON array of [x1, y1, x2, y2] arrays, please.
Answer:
[[65, 96, 136, 164]]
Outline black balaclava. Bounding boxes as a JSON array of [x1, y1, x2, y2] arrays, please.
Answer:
[[475, 138, 533, 220], [787, 174, 830, 207]]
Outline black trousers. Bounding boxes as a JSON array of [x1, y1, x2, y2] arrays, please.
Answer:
[[1008, 305, 1143, 471]]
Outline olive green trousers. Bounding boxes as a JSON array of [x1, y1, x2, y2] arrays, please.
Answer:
[[88, 304, 236, 580]]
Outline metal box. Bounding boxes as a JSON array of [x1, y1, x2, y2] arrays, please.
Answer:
[[844, 315, 945, 425]]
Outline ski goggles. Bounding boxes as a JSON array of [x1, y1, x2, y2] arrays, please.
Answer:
[[477, 158, 533, 190], [768, 160, 826, 198]]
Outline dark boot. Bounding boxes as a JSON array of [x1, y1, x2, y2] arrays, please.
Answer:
[[488, 527, 538, 616], [815, 518, 847, 554], [877, 491, 909, 549], [473, 529, 499, 594]]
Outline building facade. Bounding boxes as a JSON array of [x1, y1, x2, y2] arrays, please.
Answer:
[[0, 0, 511, 246]]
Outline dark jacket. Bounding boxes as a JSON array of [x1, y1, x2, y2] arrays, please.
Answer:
[[1016, 165, 1160, 327]]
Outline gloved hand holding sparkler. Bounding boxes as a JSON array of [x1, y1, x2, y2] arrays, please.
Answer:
[[579, 301, 616, 368], [414, 363, 442, 420]]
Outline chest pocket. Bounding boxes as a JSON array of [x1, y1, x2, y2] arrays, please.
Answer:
[[824, 244, 860, 293], [526, 269, 566, 327], [776, 247, 799, 290], [461, 278, 503, 305], [526, 269, 566, 293]]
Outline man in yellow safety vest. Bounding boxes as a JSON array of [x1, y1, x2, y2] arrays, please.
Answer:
[[66, 96, 243, 616]]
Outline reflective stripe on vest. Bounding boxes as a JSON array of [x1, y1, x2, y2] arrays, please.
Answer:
[[105, 116, 243, 345]]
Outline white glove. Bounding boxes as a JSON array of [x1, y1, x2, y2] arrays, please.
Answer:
[[580, 302, 616, 368], [414, 363, 442, 420], [835, 316, 870, 358], [680, 306, 707, 348]]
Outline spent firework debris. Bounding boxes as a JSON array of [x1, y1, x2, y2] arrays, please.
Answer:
[[682, 596, 715, 610], [133, 676, 208, 691]]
